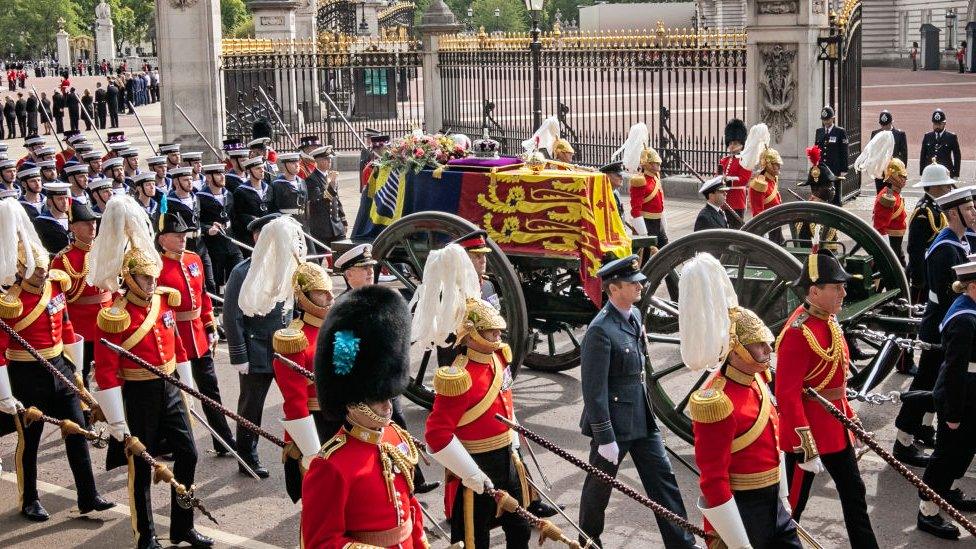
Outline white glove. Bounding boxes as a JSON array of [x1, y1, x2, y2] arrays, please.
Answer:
[[598, 441, 619, 465], [462, 472, 494, 494], [283, 415, 322, 470], [233, 362, 249, 375], [697, 496, 752, 549], [431, 437, 492, 494], [632, 216, 648, 236], [176, 361, 196, 391], [0, 367, 21, 415], [798, 457, 824, 474], [93, 386, 130, 442], [511, 430, 520, 451], [778, 452, 792, 514], [207, 331, 218, 346]]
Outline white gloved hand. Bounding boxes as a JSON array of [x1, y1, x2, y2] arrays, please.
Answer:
[[780, 497, 792, 515], [632, 216, 648, 236], [462, 472, 494, 495], [598, 441, 620, 465], [107, 421, 131, 442], [233, 362, 249, 375], [0, 397, 21, 415], [511, 430, 520, 451], [798, 457, 824, 474], [93, 387, 130, 442], [208, 331, 219, 346]]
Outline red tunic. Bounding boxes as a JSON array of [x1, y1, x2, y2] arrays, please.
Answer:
[[628, 174, 665, 220], [272, 314, 323, 442], [298, 159, 316, 180], [425, 347, 516, 454], [692, 366, 781, 533], [93, 289, 189, 391], [157, 251, 215, 360], [774, 304, 855, 456], [718, 155, 751, 211], [748, 174, 781, 216], [0, 272, 78, 367], [302, 423, 428, 549], [51, 241, 113, 342], [56, 150, 76, 173], [872, 188, 907, 237]]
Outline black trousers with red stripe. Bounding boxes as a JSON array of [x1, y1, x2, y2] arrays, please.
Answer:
[[785, 444, 878, 549]]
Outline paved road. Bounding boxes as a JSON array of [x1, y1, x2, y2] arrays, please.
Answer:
[[3, 69, 976, 547]]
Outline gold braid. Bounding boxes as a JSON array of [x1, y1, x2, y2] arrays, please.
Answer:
[[58, 252, 90, 303], [800, 319, 846, 392]]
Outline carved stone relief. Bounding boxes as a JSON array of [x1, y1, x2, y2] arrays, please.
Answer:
[[758, 43, 797, 143], [756, 0, 798, 15]]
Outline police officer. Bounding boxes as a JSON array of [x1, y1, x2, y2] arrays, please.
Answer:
[[871, 110, 909, 193], [231, 157, 274, 248], [223, 213, 290, 479], [578, 255, 696, 548], [918, 259, 976, 539], [694, 176, 730, 231], [920, 109, 962, 177], [814, 106, 849, 180], [893, 186, 976, 466]]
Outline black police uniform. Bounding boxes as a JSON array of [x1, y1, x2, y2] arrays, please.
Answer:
[[920, 111, 961, 177], [197, 188, 243, 292], [814, 124, 849, 178], [578, 256, 696, 548]]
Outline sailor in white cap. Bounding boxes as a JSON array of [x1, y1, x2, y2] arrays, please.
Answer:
[[80, 150, 103, 181], [130, 172, 159, 217], [147, 155, 170, 198], [64, 162, 91, 204], [120, 147, 140, 180], [0, 158, 18, 198], [88, 178, 116, 214], [694, 176, 732, 231], [17, 164, 45, 219], [272, 152, 307, 223], [37, 160, 59, 185], [182, 151, 205, 190], [335, 243, 377, 293], [159, 142, 182, 170], [248, 137, 278, 180], [34, 181, 72, 253], [101, 157, 126, 189], [231, 156, 275, 249]]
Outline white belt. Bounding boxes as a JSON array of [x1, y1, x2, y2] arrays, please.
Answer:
[[929, 290, 939, 305], [281, 208, 302, 215], [968, 362, 976, 374]]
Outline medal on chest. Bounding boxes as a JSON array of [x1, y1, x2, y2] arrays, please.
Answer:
[[187, 262, 200, 278], [501, 366, 514, 391], [46, 293, 66, 315], [162, 310, 176, 328]]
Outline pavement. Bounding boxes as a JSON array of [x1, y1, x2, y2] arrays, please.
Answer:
[[1, 70, 975, 548]]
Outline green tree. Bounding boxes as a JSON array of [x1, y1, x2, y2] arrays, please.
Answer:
[[0, 0, 83, 60], [470, 0, 528, 33], [221, 0, 251, 33]]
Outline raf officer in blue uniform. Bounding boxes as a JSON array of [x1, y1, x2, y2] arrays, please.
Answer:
[[578, 255, 696, 548], [223, 213, 291, 479], [920, 108, 962, 178]]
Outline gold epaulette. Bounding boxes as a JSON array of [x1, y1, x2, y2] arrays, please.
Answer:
[[748, 176, 768, 193], [318, 433, 347, 460], [433, 356, 473, 397], [48, 269, 71, 292], [0, 289, 23, 319], [689, 378, 733, 424], [501, 343, 512, 363], [878, 193, 895, 208], [627, 174, 646, 187], [273, 319, 308, 355], [156, 287, 181, 307], [98, 299, 132, 334]]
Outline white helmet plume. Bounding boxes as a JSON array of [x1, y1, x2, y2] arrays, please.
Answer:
[[86, 195, 159, 292], [522, 115, 561, 154], [410, 243, 481, 350], [239, 216, 307, 316], [853, 130, 894, 180], [0, 197, 47, 286], [678, 253, 738, 372], [613, 122, 650, 173], [737, 123, 770, 171]]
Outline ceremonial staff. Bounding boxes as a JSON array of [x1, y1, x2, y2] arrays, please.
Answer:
[[320, 89, 369, 150], [805, 387, 976, 537], [71, 91, 110, 153], [30, 85, 65, 153], [173, 103, 223, 160], [17, 405, 108, 448], [126, 99, 158, 155], [102, 338, 288, 449], [496, 414, 709, 540]]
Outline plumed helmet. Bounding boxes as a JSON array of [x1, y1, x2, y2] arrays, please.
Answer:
[[641, 147, 662, 166], [729, 307, 774, 347], [315, 285, 411, 416], [759, 147, 782, 172], [724, 119, 747, 147]]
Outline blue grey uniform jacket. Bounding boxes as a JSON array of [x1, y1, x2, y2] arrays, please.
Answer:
[[223, 258, 291, 373]]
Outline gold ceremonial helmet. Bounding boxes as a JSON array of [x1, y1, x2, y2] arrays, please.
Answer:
[[552, 138, 575, 155], [292, 261, 333, 318], [456, 298, 506, 347], [885, 158, 908, 180], [16, 240, 49, 275], [759, 147, 783, 172], [641, 147, 662, 165], [727, 306, 775, 368], [121, 247, 162, 300]]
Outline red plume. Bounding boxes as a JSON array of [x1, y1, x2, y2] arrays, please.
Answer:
[[806, 145, 822, 167]]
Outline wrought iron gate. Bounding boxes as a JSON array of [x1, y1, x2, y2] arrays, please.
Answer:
[[818, 0, 862, 201], [438, 24, 747, 174]]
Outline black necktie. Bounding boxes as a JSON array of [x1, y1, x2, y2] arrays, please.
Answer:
[[629, 315, 641, 334]]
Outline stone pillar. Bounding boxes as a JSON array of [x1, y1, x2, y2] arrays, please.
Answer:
[[56, 30, 71, 68], [417, 0, 463, 133], [362, 0, 386, 36], [746, 0, 827, 185], [249, 0, 303, 129], [157, 0, 225, 161], [295, 0, 317, 39]]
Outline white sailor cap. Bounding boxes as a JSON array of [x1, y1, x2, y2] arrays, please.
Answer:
[[168, 166, 193, 177], [936, 186, 974, 210], [102, 157, 124, 170], [88, 178, 113, 191], [81, 151, 103, 162], [159, 143, 181, 154], [66, 134, 87, 146], [109, 141, 131, 151], [24, 136, 46, 147], [699, 175, 730, 196], [182, 151, 203, 161], [146, 155, 167, 166], [335, 243, 377, 271], [0, 159, 16, 170], [202, 163, 225, 174], [309, 145, 336, 159], [38, 160, 56, 170], [74, 143, 94, 154], [119, 147, 139, 158], [241, 157, 264, 170], [64, 163, 89, 175], [131, 172, 156, 184], [17, 166, 41, 180], [248, 137, 271, 149], [952, 261, 976, 283], [227, 148, 250, 158], [36, 146, 57, 157], [42, 181, 71, 195], [278, 152, 301, 163]]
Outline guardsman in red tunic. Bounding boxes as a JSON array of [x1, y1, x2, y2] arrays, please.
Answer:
[[302, 285, 428, 549], [719, 118, 750, 222], [156, 211, 236, 455], [51, 200, 112, 391], [872, 158, 908, 266], [680, 253, 801, 548], [628, 146, 669, 245], [0, 198, 113, 522], [297, 134, 320, 179], [775, 249, 879, 548], [425, 297, 532, 549], [89, 196, 212, 549], [748, 147, 784, 244], [271, 260, 336, 503]]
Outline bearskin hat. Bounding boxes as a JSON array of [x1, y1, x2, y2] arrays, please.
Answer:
[[724, 119, 747, 147], [252, 119, 274, 141], [315, 285, 411, 416]]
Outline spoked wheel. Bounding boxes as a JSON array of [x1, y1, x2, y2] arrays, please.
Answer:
[[640, 230, 803, 443], [743, 201, 912, 392], [372, 212, 530, 409]]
